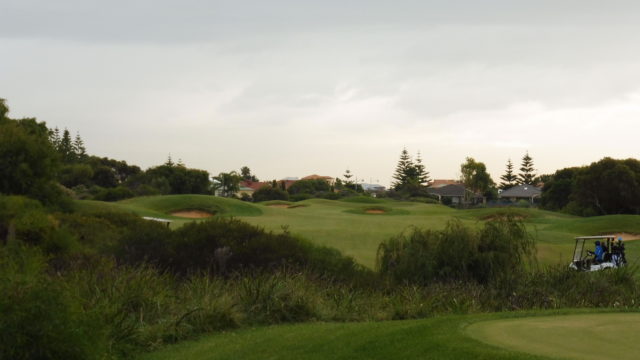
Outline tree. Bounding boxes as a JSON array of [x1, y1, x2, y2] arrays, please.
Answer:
[[518, 152, 536, 185], [215, 171, 242, 197], [343, 169, 354, 187], [414, 151, 430, 185], [73, 132, 87, 160], [540, 167, 580, 211], [499, 159, 518, 190], [0, 106, 68, 208], [0, 98, 8, 121], [460, 157, 495, 196], [392, 148, 414, 191], [58, 129, 75, 163], [240, 166, 258, 181]]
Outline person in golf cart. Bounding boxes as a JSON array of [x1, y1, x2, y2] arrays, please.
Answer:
[[593, 240, 604, 263], [612, 237, 626, 266]]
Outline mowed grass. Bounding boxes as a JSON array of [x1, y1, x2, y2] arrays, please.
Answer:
[[467, 313, 640, 360], [75, 195, 640, 268], [142, 310, 637, 360]]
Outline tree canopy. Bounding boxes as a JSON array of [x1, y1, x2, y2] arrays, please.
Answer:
[[460, 157, 495, 196]]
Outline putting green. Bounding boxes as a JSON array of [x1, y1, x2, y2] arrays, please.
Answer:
[[467, 313, 640, 360]]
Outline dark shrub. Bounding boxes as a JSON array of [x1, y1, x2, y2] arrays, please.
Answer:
[[0, 245, 107, 360], [377, 216, 536, 285], [94, 186, 135, 201], [252, 185, 289, 202]]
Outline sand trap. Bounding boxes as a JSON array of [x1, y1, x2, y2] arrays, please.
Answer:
[[467, 313, 640, 360], [267, 204, 291, 208], [170, 210, 214, 218], [610, 233, 640, 241], [365, 209, 386, 214]]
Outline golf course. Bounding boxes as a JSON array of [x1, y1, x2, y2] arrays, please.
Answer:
[[76, 194, 640, 268], [70, 194, 640, 359]]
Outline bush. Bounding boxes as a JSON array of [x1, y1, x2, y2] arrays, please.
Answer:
[[94, 186, 135, 201], [377, 216, 536, 285], [252, 185, 289, 202], [0, 245, 108, 360]]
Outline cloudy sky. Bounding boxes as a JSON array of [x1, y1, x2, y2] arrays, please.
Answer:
[[2, 1, 640, 186]]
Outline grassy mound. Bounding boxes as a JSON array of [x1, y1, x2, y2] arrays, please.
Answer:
[[344, 206, 410, 216], [467, 313, 640, 360], [339, 196, 385, 204], [76, 195, 263, 218]]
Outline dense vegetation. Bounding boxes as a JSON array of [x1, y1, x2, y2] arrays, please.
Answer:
[[542, 157, 640, 216]]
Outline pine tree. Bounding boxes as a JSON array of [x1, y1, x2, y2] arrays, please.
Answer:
[[49, 127, 61, 149], [392, 148, 414, 191], [72, 132, 87, 160], [414, 151, 430, 185], [59, 128, 74, 163], [518, 152, 536, 185], [499, 159, 517, 189], [165, 155, 174, 167], [343, 169, 354, 186]]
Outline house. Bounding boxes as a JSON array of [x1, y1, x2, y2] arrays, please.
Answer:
[[238, 180, 270, 197], [427, 184, 482, 205], [498, 184, 541, 203], [361, 183, 386, 196], [361, 183, 386, 192], [301, 174, 335, 186], [428, 179, 460, 188]]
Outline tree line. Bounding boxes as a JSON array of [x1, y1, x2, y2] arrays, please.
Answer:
[[389, 147, 539, 201]]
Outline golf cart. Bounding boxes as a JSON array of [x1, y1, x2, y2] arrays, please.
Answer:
[[569, 235, 626, 272]]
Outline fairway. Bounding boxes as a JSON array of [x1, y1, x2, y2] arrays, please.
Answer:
[[75, 195, 640, 268], [467, 313, 640, 360]]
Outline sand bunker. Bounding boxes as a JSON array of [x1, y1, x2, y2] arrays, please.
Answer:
[[365, 209, 386, 214], [170, 210, 214, 218], [610, 233, 640, 241], [267, 204, 291, 208]]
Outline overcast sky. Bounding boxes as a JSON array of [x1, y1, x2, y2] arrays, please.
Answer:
[[2, 1, 640, 186]]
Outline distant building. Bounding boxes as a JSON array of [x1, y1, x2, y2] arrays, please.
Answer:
[[238, 180, 270, 197], [498, 184, 542, 203], [361, 183, 386, 192], [428, 179, 461, 188], [427, 184, 483, 205]]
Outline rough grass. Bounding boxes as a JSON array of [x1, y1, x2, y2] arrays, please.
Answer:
[[142, 310, 630, 360]]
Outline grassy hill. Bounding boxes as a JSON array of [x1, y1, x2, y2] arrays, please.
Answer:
[[75, 196, 640, 268]]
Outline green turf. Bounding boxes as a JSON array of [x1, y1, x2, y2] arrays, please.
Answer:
[[142, 310, 640, 360], [467, 313, 640, 360], [75, 196, 640, 268], [138, 314, 541, 360], [75, 195, 262, 227]]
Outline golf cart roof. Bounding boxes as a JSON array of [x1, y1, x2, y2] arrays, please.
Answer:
[[575, 235, 616, 240]]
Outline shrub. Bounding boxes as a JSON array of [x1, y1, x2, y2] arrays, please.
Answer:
[[377, 216, 536, 285], [252, 185, 289, 202], [94, 186, 135, 201], [0, 245, 108, 360]]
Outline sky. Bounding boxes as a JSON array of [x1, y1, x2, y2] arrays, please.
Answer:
[[2, 1, 640, 187]]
